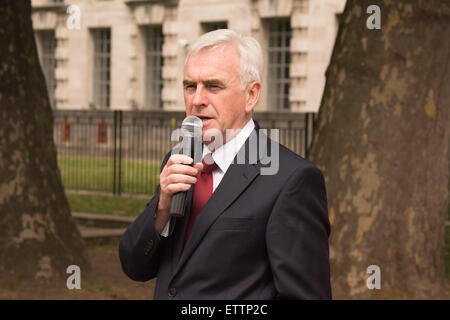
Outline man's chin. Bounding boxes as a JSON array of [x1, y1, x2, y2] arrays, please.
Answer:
[[202, 127, 224, 150]]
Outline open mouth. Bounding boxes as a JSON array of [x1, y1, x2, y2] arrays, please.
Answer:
[[198, 116, 213, 121]]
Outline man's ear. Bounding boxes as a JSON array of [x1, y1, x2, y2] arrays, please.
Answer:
[[245, 81, 261, 113]]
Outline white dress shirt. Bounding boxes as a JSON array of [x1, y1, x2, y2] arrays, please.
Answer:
[[160, 118, 255, 237]]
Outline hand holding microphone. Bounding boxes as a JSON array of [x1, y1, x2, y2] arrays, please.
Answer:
[[157, 154, 203, 215], [154, 116, 203, 233]]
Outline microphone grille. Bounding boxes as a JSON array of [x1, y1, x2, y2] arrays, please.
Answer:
[[181, 115, 203, 134]]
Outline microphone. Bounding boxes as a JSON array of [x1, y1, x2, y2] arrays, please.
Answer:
[[170, 115, 203, 217]]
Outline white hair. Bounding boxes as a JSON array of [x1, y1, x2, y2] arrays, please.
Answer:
[[186, 29, 264, 90]]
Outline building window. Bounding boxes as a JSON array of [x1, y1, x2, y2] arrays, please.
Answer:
[[266, 19, 292, 110], [145, 26, 164, 109], [92, 28, 111, 109], [201, 21, 228, 34], [38, 30, 57, 109]]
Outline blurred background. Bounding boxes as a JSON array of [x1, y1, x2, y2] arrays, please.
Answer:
[[0, 0, 448, 299]]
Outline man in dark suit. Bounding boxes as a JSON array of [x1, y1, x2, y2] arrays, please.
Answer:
[[119, 29, 331, 299]]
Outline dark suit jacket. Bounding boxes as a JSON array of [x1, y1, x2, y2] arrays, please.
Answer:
[[119, 126, 331, 299]]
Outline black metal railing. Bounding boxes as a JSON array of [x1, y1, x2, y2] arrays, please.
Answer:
[[53, 110, 314, 196]]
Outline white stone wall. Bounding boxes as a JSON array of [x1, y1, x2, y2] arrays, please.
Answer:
[[305, 0, 346, 112], [32, 0, 346, 113], [176, 0, 254, 110]]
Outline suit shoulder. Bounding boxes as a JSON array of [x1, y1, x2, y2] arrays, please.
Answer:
[[277, 143, 322, 175]]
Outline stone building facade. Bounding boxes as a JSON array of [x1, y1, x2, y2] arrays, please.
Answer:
[[32, 0, 346, 112]]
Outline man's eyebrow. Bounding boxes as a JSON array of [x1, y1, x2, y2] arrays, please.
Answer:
[[203, 79, 225, 86], [182, 79, 225, 87], [183, 80, 196, 86]]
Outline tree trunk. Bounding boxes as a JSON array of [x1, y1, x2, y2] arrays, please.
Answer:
[[308, 0, 449, 298], [0, 1, 89, 281]]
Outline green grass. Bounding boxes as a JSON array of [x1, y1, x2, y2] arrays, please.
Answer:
[[66, 193, 150, 217], [58, 155, 160, 194]]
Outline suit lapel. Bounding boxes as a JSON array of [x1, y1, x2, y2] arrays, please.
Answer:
[[171, 185, 194, 270]]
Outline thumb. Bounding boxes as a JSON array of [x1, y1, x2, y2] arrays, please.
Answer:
[[193, 162, 204, 174]]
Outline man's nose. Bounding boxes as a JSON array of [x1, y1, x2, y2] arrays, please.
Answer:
[[192, 85, 208, 107]]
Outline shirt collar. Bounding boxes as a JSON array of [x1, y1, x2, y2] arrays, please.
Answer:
[[202, 118, 255, 174]]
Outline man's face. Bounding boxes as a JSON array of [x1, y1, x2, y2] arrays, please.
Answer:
[[183, 44, 248, 146]]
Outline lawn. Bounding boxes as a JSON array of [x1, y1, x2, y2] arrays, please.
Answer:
[[58, 155, 161, 194], [66, 193, 150, 217]]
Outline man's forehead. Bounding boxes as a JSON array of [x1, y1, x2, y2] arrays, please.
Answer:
[[184, 61, 238, 83], [185, 44, 239, 69]]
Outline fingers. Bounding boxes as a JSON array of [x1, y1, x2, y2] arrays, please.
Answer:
[[165, 182, 192, 193], [167, 154, 194, 166], [167, 163, 199, 177], [160, 155, 204, 198], [166, 173, 197, 185], [193, 162, 204, 172]]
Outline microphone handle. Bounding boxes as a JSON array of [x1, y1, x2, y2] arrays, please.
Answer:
[[169, 135, 201, 218], [170, 189, 188, 217]]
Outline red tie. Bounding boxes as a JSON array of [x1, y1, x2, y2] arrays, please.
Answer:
[[183, 156, 217, 247]]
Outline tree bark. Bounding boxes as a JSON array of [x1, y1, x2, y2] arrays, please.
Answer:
[[308, 0, 449, 298], [0, 1, 89, 281]]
